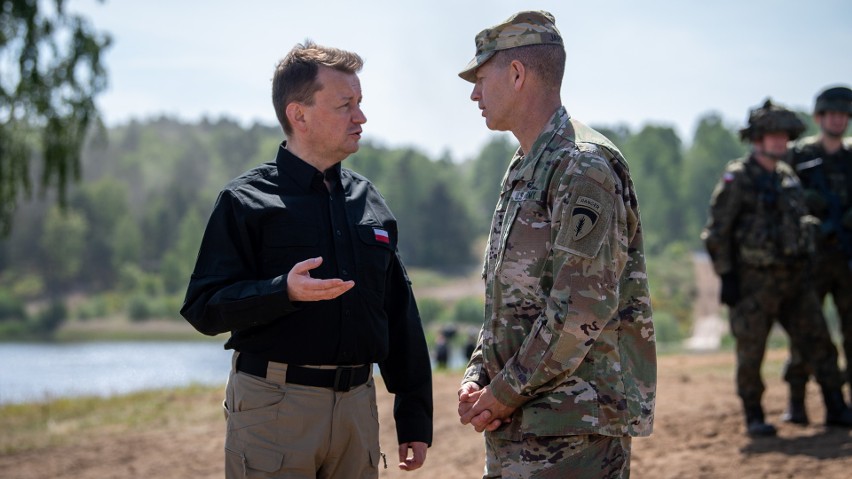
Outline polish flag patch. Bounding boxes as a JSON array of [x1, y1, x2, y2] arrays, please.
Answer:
[[723, 172, 735, 183], [373, 228, 390, 244]]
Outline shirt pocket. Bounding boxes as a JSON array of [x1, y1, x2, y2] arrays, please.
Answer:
[[259, 222, 321, 277], [354, 223, 397, 296]]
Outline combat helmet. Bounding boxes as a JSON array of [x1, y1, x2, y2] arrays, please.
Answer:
[[739, 98, 806, 142], [814, 85, 852, 115]]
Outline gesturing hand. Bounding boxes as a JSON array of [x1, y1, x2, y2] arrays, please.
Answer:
[[286, 257, 354, 302]]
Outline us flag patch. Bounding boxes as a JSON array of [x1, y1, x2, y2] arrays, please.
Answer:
[[373, 228, 390, 244]]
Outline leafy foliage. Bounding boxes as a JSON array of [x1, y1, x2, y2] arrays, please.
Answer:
[[682, 114, 747, 246], [0, 0, 111, 233], [0, 99, 794, 340]]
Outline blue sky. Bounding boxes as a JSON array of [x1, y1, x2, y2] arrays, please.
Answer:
[[76, 0, 852, 160]]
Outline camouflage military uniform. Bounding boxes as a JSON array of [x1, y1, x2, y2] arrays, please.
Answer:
[[463, 106, 656, 477], [703, 155, 844, 415], [787, 136, 852, 388]]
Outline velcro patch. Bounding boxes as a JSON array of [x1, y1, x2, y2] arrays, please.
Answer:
[[571, 196, 602, 241], [555, 179, 614, 259]]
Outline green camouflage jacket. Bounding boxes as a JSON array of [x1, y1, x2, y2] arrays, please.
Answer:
[[463, 107, 656, 439], [703, 155, 813, 274], [788, 135, 852, 252]]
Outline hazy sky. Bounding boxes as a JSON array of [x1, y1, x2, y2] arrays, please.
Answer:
[[75, 0, 852, 160]]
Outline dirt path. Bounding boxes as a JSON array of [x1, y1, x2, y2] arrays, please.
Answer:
[[3, 352, 850, 478], [685, 251, 728, 352]]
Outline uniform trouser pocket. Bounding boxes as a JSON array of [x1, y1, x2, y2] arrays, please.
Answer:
[[224, 364, 287, 477]]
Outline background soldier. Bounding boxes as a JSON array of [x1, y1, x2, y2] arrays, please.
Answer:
[[702, 99, 852, 436], [786, 86, 852, 420]]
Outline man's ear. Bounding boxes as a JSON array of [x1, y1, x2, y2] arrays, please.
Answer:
[[509, 60, 526, 91], [286, 103, 307, 132]]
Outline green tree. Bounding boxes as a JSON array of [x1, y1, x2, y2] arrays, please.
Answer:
[[161, 208, 204, 293], [590, 124, 631, 151], [415, 181, 475, 271], [111, 214, 142, 271], [0, 0, 111, 232], [622, 125, 685, 254], [466, 134, 516, 232], [71, 177, 129, 288], [683, 114, 746, 245], [140, 138, 210, 264], [40, 205, 87, 292]]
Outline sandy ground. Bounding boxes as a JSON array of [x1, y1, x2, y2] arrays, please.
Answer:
[[3, 256, 851, 478], [2, 352, 851, 479]]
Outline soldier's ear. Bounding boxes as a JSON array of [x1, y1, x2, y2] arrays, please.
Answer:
[[508, 60, 526, 91]]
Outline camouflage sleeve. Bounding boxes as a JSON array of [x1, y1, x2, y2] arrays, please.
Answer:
[[461, 328, 488, 387], [489, 150, 625, 408], [702, 168, 741, 275]]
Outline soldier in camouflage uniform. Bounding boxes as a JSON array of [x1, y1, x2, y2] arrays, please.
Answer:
[[785, 86, 852, 420], [702, 99, 852, 437], [455, 11, 656, 478]]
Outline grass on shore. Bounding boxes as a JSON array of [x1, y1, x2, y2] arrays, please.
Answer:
[[1, 349, 800, 458], [0, 384, 225, 455]]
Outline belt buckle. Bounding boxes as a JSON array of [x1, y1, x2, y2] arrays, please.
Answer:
[[333, 367, 355, 392]]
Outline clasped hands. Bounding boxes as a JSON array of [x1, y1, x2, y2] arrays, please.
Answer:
[[457, 382, 516, 433]]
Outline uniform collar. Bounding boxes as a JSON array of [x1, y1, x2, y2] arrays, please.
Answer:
[[508, 106, 571, 186]]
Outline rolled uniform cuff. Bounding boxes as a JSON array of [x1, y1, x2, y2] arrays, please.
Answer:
[[489, 373, 530, 409], [462, 364, 487, 388]]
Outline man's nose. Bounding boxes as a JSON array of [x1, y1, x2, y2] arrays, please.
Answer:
[[470, 86, 480, 102], [353, 106, 367, 124]]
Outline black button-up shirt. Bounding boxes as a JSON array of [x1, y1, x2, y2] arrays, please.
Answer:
[[180, 142, 432, 444]]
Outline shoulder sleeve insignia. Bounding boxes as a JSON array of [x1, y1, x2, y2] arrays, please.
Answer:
[[571, 196, 602, 241], [555, 178, 615, 259]]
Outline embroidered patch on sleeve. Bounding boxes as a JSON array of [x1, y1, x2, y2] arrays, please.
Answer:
[[555, 178, 614, 259]]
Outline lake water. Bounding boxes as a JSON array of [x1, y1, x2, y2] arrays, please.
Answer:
[[0, 341, 467, 405], [0, 341, 232, 405]]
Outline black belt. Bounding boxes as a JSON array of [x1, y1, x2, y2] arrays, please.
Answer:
[[236, 352, 371, 392]]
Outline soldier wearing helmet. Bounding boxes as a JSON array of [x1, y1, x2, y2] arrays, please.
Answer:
[[786, 85, 852, 423], [738, 99, 807, 145], [702, 98, 852, 436]]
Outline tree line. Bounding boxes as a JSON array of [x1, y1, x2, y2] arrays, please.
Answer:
[[0, 2, 824, 343], [0, 111, 819, 339]]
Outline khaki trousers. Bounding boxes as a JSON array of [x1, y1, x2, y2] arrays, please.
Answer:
[[224, 352, 381, 478]]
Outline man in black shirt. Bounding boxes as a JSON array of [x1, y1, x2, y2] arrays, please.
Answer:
[[181, 40, 432, 478]]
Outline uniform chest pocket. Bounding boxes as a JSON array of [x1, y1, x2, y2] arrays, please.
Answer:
[[497, 197, 550, 290], [260, 223, 321, 276]]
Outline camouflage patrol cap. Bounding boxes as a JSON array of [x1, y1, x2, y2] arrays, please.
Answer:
[[739, 98, 806, 142], [814, 85, 852, 115], [458, 10, 563, 83]]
